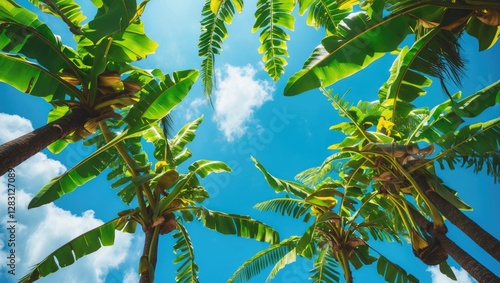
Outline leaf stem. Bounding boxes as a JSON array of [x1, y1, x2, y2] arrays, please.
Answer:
[[99, 122, 154, 222]]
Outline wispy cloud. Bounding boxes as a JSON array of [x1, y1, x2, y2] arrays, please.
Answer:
[[185, 97, 208, 121], [0, 114, 138, 283], [213, 64, 274, 142], [427, 265, 477, 283]]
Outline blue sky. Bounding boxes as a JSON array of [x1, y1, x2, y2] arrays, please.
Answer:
[[1, 1, 499, 283]]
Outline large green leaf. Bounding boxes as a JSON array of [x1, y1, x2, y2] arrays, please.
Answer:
[[296, 222, 316, 257], [228, 237, 299, 283], [198, 0, 243, 96], [0, 53, 80, 102], [18, 217, 135, 283], [173, 222, 199, 283], [434, 117, 500, 183], [254, 198, 311, 219], [0, 1, 83, 75], [309, 247, 341, 283], [253, 0, 295, 80], [417, 80, 500, 144], [36, 0, 86, 33], [466, 15, 500, 51], [77, 20, 158, 63], [124, 69, 199, 133], [284, 12, 412, 96], [266, 248, 297, 282], [298, 0, 352, 35], [376, 255, 419, 283], [28, 131, 129, 208], [378, 30, 438, 121], [252, 156, 313, 198], [188, 159, 231, 178], [170, 116, 204, 157], [82, 0, 136, 43], [198, 207, 280, 244]]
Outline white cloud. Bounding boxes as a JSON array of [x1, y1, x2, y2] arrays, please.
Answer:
[[427, 265, 477, 283], [0, 114, 138, 283], [0, 113, 34, 143], [185, 97, 208, 121], [213, 64, 274, 142], [123, 268, 140, 283]]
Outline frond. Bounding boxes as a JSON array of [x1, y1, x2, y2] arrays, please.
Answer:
[[254, 198, 311, 219], [19, 217, 136, 283], [284, 10, 413, 96], [416, 79, 500, 144], [173, 222, 199, 283], [433, 117, 500, 183], [375, 24, 464, 133], [198, 0, 243, 97], [252, 156, 314, 198], [376, 255, 419, 283], [266, 248, 297, 282], [309, 247, 341, 283], [298, 0, 352, 35], [253, 0, 295, 80], [33, 0, 86, 34], [227, 237, 299, 283], [195, 207, 280, 244]]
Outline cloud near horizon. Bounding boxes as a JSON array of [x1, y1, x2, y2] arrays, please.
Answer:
[[213, 64, 274, 142], [0, 113, 139, 283], [427, 265, 477, 283]]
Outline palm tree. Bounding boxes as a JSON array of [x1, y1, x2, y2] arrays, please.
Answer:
[[0, 0, 158, 175], [229, 157, 423, 283], [20, 113, 280, 282]]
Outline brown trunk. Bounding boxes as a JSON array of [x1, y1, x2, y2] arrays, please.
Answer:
[[139, 228, 159, 283], [413, 174, 500, 262], [421, 178, 500, 262], [409, 208, 500, 283], [0, 107, 93, 176]]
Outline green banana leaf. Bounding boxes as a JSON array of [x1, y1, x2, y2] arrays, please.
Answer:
[[19, 216, 136, 283], [198, 0, 243, 96], [173, 222, 199, 283], [82, 0, 136, 43], [284, 12, 411, 96], [0, 53, 80, 102], [253, 0, 295, 80], [252, 156, 314, 198], [228, 237, 299, 283], [125, 69, 199, 133]]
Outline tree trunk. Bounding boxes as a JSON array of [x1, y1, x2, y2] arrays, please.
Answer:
[[419, 175, 500, 262], [0, 107, 93, 176], [139, 228, 159, 283], [409, 208, 500, 283]]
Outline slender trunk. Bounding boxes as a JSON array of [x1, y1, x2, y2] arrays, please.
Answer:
[[336, 249, 353, 283], [412, 174, 500, 261], [419, 175, 500, 262], [409, 208, 500, 283], [0, 107, 94, 175], [139, 228, 159, 283]]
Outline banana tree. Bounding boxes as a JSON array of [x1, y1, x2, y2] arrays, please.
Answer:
[[229, 157, 427, 283], [20, 107, 280, 282], [311, 84, 500, 282], [0, 0, 157, 175]]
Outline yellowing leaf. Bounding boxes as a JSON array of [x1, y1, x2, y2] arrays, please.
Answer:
[[376, 116, 395, 136], [210, 0, 223, 14]]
